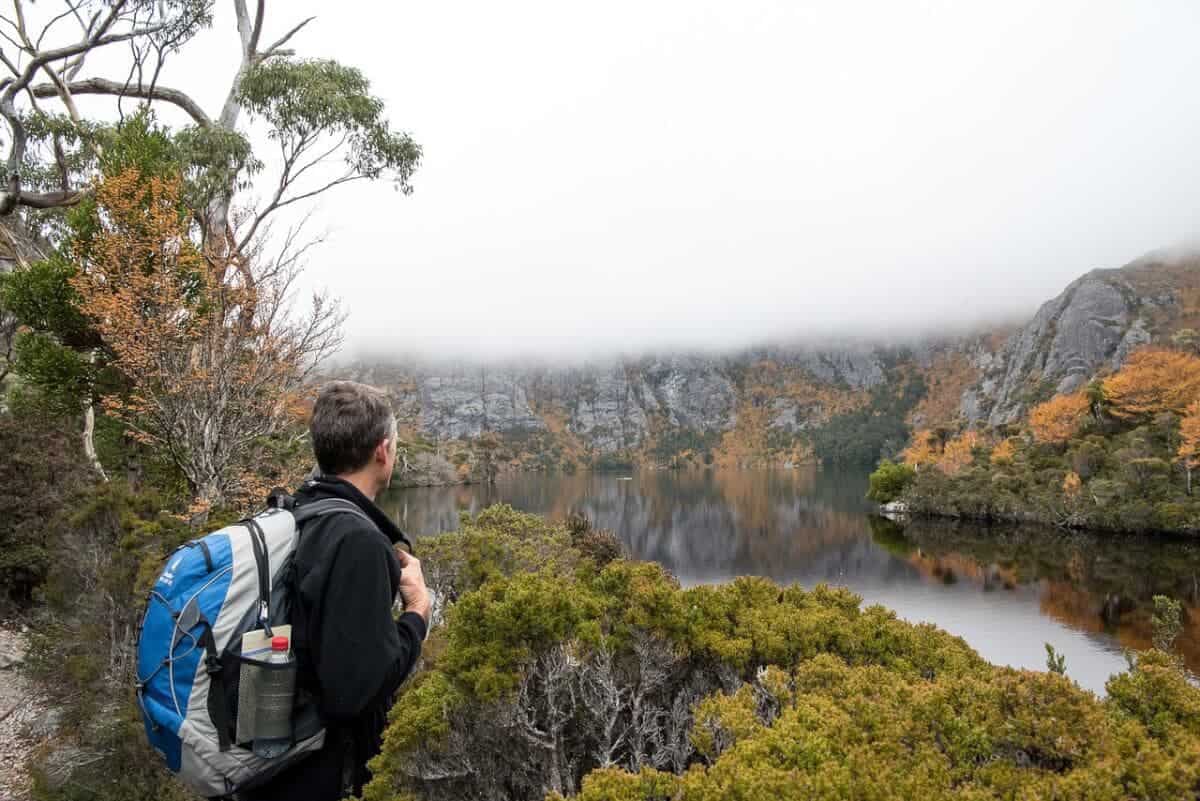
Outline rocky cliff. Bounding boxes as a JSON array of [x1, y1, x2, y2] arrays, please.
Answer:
[[964, 251, 1199, 426], [347, 345, 906, 475], [345, 251, 1198, 476]]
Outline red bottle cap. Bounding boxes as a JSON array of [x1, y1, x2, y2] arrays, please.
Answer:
[[271, 636, 289, 652]]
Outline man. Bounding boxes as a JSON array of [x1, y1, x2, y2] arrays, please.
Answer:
[[248, 381, 431, 800]]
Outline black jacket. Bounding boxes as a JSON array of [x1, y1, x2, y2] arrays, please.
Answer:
[[245, 476, 426, 801]]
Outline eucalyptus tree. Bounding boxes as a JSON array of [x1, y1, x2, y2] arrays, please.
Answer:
[[0, 0, 419, 242], [0, 0, 420, 499]]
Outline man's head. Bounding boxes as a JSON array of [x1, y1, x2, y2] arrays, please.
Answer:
[[310, 381, 398, 497]]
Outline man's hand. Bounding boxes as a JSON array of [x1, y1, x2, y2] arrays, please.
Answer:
[[396, 549, 432, 625]]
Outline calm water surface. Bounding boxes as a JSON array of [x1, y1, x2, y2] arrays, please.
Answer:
[[379, 467, 1200, 693]]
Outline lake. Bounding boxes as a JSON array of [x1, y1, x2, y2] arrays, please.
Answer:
[[379, 467, 1200, 694]]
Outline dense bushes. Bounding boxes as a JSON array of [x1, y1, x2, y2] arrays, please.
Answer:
[[873, 349, 1200, 534], [20, 477, 217, 801], [809, 374, 925, 466], [887, 421, 1200, 533], [365, 506, 1200, 801], [0, 412, 91, 606], [865, 459, 914, 503], [566, 654, 1200, 801]]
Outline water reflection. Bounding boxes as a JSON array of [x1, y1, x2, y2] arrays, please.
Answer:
[[379, 467, 1200, 693]]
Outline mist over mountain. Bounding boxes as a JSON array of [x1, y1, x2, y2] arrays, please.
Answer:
[[336, 250, 1200, 485]]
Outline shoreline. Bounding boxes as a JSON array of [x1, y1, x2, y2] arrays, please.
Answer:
[[881, 503, 1200, 540]]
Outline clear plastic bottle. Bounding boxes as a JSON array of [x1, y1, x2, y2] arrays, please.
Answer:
[[251, 635, 295, 759]]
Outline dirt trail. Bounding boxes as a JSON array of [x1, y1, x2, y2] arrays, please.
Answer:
[[0, 625, 48, 801]]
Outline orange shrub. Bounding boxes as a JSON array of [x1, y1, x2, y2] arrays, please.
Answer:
[[937, 430, 980, 476], [1103, 347, 1200, 421], [901, 430, 940, 468], [1029, 392, 1089, 444]]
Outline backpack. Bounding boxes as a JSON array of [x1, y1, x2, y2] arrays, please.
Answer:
[[134, 494, 379, 798]]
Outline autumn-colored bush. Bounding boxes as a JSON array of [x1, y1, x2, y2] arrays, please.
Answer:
[[1104, 347, 1200, 422], [883, 345, 1200, 534], [901, 429, 940, 468], [1180, 400, 1200, 494], [990, 438, 1017, 465], [1029, 391, 1090, 444], [936, 430, 980, 475]]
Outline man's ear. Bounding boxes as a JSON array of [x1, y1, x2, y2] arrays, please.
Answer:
[[375, 438, 391, 464]]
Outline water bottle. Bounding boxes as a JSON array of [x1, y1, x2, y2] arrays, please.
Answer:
[[251, 635, 295, 758]]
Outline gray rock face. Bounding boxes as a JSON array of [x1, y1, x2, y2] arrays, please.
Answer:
[[563, 365, 652, 453], [352, 344, 891, 456], [417, 370, 545, 440], [795, 349, 886, 389], [971, 273, 1137, 424], [964, 254, 1194, 426], [645, 357, 738, 430]]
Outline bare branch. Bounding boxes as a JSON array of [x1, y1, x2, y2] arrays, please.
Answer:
[[0, 47, 19, 76], [287, 133, 348, 187], [35, 5, 80, 50], [14, 184, 88, 208], [30, 77, 212, 126], [259, 16, 314, 59], [0, 28, 24, 55], [273, 173, 368, 211], [11, 0, 31, 48]]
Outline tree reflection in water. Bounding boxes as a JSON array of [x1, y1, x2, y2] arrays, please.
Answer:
[[379, 467, 1200, 687]]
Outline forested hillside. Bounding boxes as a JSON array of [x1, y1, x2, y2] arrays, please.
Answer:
[[868, 255, 1200, 536], [871, 343, 1200, 535]]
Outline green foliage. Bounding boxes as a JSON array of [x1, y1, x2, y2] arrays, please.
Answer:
[[10, 332, 94, 416], [901, 416, 1200, 534], [0, 409, 91, 605], [29, 711, 193, 801], [649, 428, 721, 463], [1045, 642, 1067, 675], [0, 254, 94, 348], [238, 58, 421, 191], [810, 374, 925, 466], [1151, 595, 1184, 653], [566, 513, 625, 567], [866, 459, 915, 503], [1105, 649, 1200, 739], [26, 482, 194, 721], [367, 506, 1200, 801], [572, 655, 1200, 801], [418, 504, 582, 598]]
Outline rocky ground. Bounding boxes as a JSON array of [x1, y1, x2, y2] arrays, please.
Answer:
[[0, 624, 49, 801]]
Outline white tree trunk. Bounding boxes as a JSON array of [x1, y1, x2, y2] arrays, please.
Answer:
[[82, 348, 108, 480], [82, 402, 108, 481]]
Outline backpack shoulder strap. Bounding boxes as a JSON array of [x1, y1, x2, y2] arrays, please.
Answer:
[[291, 497, 414, 554], [292, 498, 378, 529]]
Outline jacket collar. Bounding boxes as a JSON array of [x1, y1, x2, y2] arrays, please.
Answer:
[[295, 473, 410, 549]]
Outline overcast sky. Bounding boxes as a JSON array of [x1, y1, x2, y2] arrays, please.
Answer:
[[172, 1, 1200, 361]]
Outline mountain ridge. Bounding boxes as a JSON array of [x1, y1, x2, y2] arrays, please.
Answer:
[[340, 251, 1199, 481]]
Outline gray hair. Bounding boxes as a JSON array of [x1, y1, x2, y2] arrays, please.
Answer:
[[309, 381, 397, 475]]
